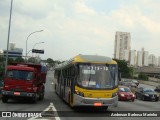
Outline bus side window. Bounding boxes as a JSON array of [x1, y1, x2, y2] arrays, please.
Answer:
[[66, 78, 68, 87], [58, 71, 61, 83]]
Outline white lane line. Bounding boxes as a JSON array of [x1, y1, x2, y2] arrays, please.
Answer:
[[28, 102, 60, 120]]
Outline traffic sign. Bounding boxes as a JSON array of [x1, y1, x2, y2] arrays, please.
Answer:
[[32, 49, 44, 54]]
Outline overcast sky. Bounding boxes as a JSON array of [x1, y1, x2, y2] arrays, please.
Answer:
[[1, 0, 160, 60]]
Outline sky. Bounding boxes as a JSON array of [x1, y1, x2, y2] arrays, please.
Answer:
[[1, 0, 160, 61]]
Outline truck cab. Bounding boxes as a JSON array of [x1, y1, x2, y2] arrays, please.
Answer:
[[2, 63, 46, 103]]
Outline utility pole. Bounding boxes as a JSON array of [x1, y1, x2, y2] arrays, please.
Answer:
[[5, 0, 13, 76]]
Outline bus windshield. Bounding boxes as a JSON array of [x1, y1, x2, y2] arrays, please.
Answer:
[[77, 64, 118, 89], [7, 70, 33, 80]]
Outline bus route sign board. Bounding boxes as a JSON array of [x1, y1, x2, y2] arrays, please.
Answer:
[[32, 49, 44, 54]]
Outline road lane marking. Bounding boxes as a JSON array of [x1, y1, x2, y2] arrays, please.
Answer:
[[28, 102, 60, 120]]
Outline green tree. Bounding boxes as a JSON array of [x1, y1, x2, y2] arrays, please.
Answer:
[[47, 58, 54, 64], [15, 57, 25, 63], [113, 59, 131, 78], [28, 57, 37, 63], [8, 58, 14, 65], [138, 73, 148, 81], [46, 58, 55, 67], [0, 56, 5, 63]]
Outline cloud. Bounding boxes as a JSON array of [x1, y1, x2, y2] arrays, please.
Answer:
[[74, 0, 96, 15], [1, 0, 160, 60]]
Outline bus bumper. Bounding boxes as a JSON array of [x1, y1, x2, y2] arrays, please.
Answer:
[[73, 94, 118, 107]]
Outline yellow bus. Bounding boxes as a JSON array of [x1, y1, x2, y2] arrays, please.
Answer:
[[54, 55, 119, 109]]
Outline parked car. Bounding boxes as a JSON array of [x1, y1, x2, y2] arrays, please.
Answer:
[[131, 80, 139, 86], [119, 79, 130, 85], [135, 87, 159, 101], [123, 82, 137, 88], [154, 85, 160, 92], [119, 81, 124, 85], [154, 85, 160, 100], [118, 86, 136, 101]]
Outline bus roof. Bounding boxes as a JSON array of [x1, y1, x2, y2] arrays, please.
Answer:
[[73, 54, 113, 63], [55, 54, 117, 69]]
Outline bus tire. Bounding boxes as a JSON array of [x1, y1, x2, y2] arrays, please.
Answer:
[[32, 97, 37, 103], [68, 93, 70, 104], [55, 84, 58, 95]]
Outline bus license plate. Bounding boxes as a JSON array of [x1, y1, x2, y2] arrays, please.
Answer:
[[94, 102, 102, 106], [14, 92, 20, 96]]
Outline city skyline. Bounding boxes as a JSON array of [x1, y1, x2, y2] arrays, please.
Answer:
[[1, 0, 160, 60]]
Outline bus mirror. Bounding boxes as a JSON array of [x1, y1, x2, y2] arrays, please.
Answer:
[[118, 72, 121, 81]]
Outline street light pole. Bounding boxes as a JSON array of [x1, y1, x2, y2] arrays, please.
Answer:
[[25, 30, 43, 62], [26, 42, 44, 57], [33, 42, 44, 50], [5, 0, 13, 76]]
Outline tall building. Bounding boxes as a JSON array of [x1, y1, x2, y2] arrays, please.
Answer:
[[148, 54, 156, 66], [129, 50, 136, 66], [123, 50, 129, 61], [0, 49, 3, 54], [3, 43, 23, 60], [9, 42, 15, 50], [143, 51, 149, 66], [158, 56, 160, 66], [137, 51, 142, 66], [114, 31, 131, 60]]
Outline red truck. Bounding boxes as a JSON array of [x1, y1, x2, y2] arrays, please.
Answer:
[[1, 63, 47, 103]]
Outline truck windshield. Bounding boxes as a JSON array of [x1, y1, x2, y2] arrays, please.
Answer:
[[7, 70, 33, 80], [77, 64, 118, 89]]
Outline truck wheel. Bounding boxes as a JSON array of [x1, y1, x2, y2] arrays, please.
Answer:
[[32, 97, 37, 103], [32, 93, 38, 103], [2, 96, 8, 103], [39, 92, 44, 100], [41, 92, 44, 100]]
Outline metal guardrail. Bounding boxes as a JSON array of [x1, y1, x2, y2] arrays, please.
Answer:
[[136, 67, 160, 74]]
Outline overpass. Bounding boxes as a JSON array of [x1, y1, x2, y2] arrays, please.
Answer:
[[136, 67, 160, 77]]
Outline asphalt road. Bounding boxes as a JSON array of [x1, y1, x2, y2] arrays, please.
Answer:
[[0, 71, 160, 120], [50, 71, 160, 120]]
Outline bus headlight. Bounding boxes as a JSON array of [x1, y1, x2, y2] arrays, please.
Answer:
[[75, 90, 84, 97], [112, 92, 118, 97]]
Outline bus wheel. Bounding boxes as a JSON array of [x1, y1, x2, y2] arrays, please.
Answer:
[[68, 94, 71, 104], [54, 84, 58, 95], [2, 96, 8, 103], [68, 93, 74, 108], [114, 103, 118, 107]]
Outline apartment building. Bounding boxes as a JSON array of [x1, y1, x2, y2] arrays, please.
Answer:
[[114, 31, 131, 60]]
